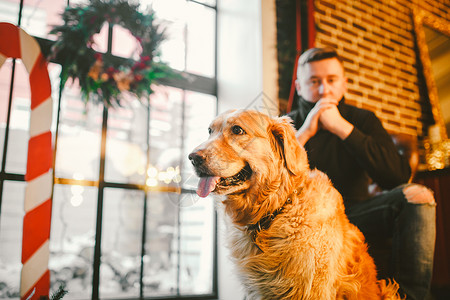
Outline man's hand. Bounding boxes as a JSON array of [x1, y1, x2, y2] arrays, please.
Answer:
[[296, 98, 353, 145], [319, 104, 354, 140], [296, 98, 339, 145]]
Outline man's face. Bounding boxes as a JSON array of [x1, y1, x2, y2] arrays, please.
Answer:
[[295, 57, 347, 103]]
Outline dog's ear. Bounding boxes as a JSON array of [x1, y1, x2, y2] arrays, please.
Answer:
[[270, 116, 309, 176]]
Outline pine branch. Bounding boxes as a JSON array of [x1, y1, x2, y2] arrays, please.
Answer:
[[50, 285, 68, 300]]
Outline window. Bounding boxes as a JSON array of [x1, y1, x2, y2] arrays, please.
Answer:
[[0, 0, 218, 299]]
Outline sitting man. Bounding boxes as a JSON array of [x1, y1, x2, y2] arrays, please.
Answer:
[[287, 47, 436, 300]]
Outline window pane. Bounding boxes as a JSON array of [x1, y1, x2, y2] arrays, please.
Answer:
[[151, 0, 187, 71], [49, 63, 63, 136], [111, 24, 141, 60], [0, 0, 19, 24], [189, 0, 216, 6], [144, 191, 178, 296], [49, 184, 98, 299], [185, 2, 215, 77], [0, 0, 66, 39], [179, 196, 214, 294], [158, 21, 186, 72], [18, 0, 66, 39], [54, 87, 102, 181], [150, 0, 216, 77], [0, 58, 13, 168], [105, 98, 147, 185], [147, 86, 183, 190], [5, 60, 31, 174], [0, 181, 25, 299], [91, 23, 109, 54], [182, 91, 216, 190], [70, 0, 90, 5], [100, 188, 144, 298]]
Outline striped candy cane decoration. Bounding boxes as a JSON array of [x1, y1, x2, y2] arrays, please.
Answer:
[[0, 23, 53, 299]]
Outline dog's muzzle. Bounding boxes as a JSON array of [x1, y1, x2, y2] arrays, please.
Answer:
[[188, 152, 204, 168], [188, 151, 220, 198]]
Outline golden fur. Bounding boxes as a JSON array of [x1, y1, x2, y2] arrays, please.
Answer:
[[189, 110, 401, 299]]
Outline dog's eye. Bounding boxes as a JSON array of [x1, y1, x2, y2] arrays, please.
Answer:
[[231, 125, 246, 135], [208, 127, 212, 135]]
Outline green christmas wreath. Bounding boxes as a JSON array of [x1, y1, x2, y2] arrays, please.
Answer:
[[49, 0, 174, 106]]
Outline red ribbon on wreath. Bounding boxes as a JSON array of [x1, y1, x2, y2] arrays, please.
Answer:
[[0, 22, 53, 300]]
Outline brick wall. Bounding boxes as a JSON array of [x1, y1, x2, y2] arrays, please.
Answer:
[[314, 0, 450, 139]]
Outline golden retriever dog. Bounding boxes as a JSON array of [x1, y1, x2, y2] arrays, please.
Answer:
[[188, 109, 400, 300]]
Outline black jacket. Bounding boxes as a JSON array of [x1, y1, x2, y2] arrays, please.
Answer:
[[288, 97, 411, 203]]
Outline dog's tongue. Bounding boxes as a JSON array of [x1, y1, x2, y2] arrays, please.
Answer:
[[197, 176, 220, 198]]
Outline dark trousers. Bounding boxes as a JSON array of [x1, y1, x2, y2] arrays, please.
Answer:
[[346, 185, 436, 300]]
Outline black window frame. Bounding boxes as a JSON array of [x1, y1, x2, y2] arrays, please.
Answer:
[[0, 0, 219, 299]]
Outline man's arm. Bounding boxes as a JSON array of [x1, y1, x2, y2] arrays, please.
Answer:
[[342, 112, 411, 188], [296, 101, 410, 188]]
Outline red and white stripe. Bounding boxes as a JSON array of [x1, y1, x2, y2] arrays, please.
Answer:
[[0, 22, 53, 300]]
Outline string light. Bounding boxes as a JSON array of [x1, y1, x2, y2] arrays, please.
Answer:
[[145, 165, 181, 186]]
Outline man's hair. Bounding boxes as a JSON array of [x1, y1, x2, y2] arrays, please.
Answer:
[[298, 47, 343, 66]]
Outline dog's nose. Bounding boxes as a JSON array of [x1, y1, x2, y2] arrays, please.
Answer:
[[188, 152, 205, 167]]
